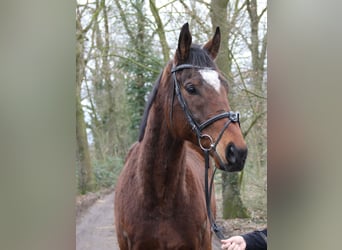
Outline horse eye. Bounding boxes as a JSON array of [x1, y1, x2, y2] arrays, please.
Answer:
[[185, 84, 197, 95]]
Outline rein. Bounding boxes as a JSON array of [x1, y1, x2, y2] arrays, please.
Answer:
[[171, 64, 240, 240]]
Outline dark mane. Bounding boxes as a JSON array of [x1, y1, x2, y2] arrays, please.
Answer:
[[138, 71, 162, 142], [183, 44, 216, 68]]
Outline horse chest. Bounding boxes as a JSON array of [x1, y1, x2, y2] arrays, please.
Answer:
[[129, 218, 210, 250]]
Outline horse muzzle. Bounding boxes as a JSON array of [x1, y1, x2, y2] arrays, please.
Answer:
[[219, 143, 247, 172]]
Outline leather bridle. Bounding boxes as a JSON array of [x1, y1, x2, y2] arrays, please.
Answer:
[[171, 64, 241, 240]]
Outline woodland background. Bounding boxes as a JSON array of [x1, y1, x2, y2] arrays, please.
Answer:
[[76, 0, 267, 220]]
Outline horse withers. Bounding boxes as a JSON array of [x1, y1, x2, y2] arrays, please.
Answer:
[[114, 23, 247, 250]]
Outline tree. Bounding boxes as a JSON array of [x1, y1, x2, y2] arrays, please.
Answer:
[[114, 0, 162, 137], [149, 0, 170, 63], [245, 0, 267, 168], [241, 0, 267, 215], [76, 7, 93, 193], [210, 0, 250, 218]]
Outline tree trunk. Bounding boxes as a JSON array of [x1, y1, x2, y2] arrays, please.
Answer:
[[246, 0, 267, 171], [210, 0, 249, 218], [101, 0, 116, 157], [84, 80, 105, 162], [76, 14, 93, 193], [76, 93, 93, 193], [222, 172, 249, 218], [210, 0, 231, 80]]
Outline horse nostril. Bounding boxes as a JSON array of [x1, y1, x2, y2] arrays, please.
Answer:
[[226, 143, 248, 166], [226, 143, 237, 164]]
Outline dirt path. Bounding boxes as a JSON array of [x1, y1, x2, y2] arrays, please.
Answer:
[[76, 192, 119, 250]]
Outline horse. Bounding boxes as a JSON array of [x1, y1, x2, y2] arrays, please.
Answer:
[[114, 23, 248, 250]]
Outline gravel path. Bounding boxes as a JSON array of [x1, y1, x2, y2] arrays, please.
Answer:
[[76, 192, 119, 250]]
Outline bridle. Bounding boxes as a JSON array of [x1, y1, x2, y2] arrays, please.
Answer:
[[171, 64, 241, 240]]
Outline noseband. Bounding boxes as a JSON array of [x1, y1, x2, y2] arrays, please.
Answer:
[[171, 64, 241, 239]]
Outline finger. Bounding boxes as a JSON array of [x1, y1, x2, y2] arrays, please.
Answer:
[[221, 242, 231, 249], [227, 242, 235, 250], [221, 243, 228, 249], [233, 243, 241, 250]]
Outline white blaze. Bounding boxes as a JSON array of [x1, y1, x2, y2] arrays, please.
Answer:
[[199, 69, 221, 93]]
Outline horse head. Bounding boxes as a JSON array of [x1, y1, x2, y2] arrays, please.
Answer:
[[167, 23, 248, 172]]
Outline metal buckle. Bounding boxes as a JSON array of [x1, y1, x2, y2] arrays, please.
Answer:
[[228, 111, 240, 123], [198, 134, 214, 151]]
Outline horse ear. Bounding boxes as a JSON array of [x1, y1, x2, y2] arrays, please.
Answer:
[[203, 27, 221, 60], [176, 23, 192, 63]]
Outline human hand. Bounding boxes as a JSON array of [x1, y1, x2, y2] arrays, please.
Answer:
[[221, 235, 246, 250]]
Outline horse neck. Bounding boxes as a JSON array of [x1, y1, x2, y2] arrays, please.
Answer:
[[138, 81, 186, 203]]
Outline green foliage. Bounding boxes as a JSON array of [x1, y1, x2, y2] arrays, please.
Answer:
[[119, 49, 162, 134], [114, 0, 163, 134], [92, 157, 124, 189]]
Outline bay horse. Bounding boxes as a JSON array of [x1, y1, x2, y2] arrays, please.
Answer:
[[114, 23, 247, 250]]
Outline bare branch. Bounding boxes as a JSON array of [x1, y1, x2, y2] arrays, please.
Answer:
[[113, 0, 134, 41], [149, 0, 170, 63], [178, 0, 211, 36], [158, 0, 178, 10], [242, 88, 266, 100], [229, 49, 256, 113], [260, 30, 267, 71], [103, 53, 161, 74], [243, 111, 266, 138], [194, 0, 210, 9], [258, 6, 267, 21]]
